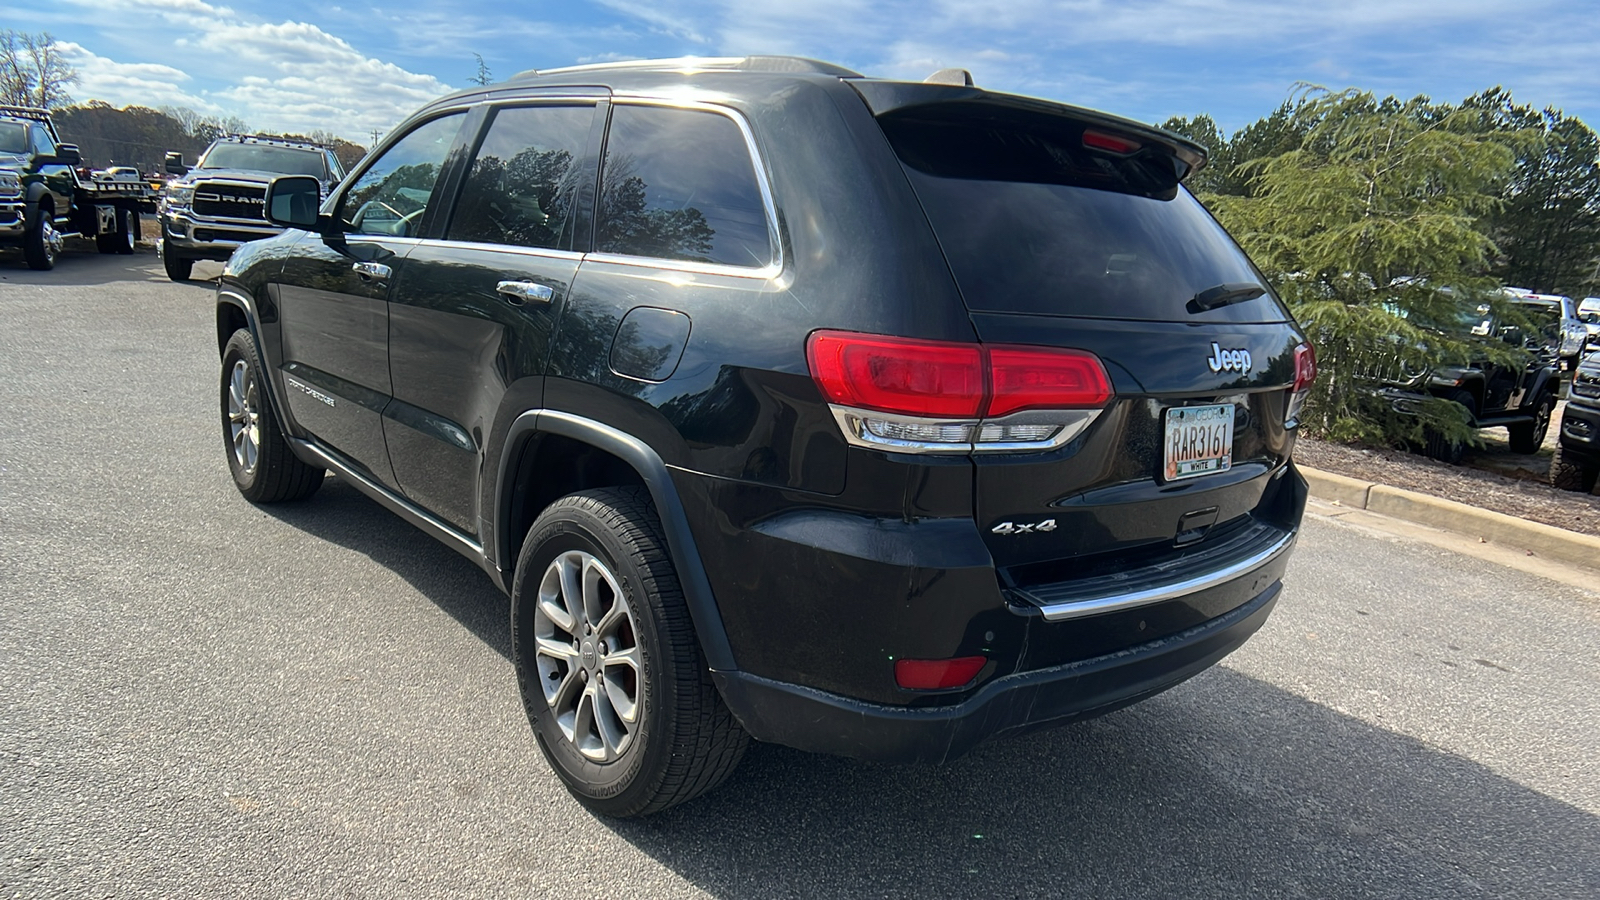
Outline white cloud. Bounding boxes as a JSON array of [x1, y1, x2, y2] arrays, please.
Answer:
[[59, 0, 454, 140], [54, 42, 218, 112]]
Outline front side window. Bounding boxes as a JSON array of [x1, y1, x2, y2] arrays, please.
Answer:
[[447, 104, 593, 251], [339, 113, 466, 238], [30, 125, 55, 157], [595, 105, 772, 268]]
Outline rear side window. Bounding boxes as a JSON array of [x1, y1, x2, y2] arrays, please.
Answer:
[[447, 104, 594, 251], [879, 108, 1288, 323], [595, 105, 773, 268]]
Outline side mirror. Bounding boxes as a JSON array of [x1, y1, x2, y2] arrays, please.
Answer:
[[264, 175, 325, 231], [164, 151, 189, 176], [54, 144, 82, 166]]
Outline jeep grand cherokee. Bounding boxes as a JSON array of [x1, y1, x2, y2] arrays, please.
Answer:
[[214, 56, 1313, 816]]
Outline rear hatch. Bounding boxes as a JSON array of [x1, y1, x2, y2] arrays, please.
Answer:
[[854, 81, 1308, 576]]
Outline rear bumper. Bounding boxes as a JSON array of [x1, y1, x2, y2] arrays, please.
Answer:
[[714, 579, 1280, 763]]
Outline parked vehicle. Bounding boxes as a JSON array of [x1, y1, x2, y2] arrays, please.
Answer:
[[1374, 300, 1561, 462], [1578, 297, 1600, 354], [216, 56, 1313, 815], [1550, 350, 1600, 493], [0, 105, 154, 270], [159, 135, 345, 281], [1502, 288, 1587, 372]]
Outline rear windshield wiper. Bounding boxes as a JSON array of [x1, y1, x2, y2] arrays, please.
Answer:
[[1189, 282, 1267, 313]]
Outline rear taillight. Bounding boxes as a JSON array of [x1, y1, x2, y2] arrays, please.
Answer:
[[1286, 342, 1316, 427], [806, 330, 1111, 453]]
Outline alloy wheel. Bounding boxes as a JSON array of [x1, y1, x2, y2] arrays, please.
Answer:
[[227, 359, 261, 474], [41, 219, 62, 264], [532, 550, 642, 762]]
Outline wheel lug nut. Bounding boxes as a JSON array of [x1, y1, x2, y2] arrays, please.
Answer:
[[579, 669, 588, 682]]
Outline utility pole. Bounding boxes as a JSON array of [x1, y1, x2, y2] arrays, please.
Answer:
[[369, 128, 382, 146]]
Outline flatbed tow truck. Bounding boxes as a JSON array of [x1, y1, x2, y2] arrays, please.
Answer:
[[0, 105, 157, 270]]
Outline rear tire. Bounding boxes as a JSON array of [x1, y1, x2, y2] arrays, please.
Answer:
[[220, 329, 324, 503], [1508, 390, 1554, 453], [162, 237, 193, 281], [95, 208, 137, 254], [511, 487, 748, 817], [1550, 444, 1598, 493]]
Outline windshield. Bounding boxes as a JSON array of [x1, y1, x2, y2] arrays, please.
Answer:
[[0, 122, 27, 154], [878, 108, 1287, 323], [201, 143, 327, 177], [1579, 301, 1600, 325]]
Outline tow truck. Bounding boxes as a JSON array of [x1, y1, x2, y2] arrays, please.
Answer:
[[0, 105, 157, 270]]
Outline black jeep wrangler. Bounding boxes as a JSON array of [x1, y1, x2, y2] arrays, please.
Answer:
[[215, 56, 1312, 815], [1378, 305, 1561, 463]]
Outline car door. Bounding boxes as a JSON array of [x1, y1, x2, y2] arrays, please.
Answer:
[[385, 97, 602, 535], [273, 111, 470, 489], [28, 125, 73, 218]]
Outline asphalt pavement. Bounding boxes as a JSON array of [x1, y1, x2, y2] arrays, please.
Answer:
[[3, 248, 1598, 899]]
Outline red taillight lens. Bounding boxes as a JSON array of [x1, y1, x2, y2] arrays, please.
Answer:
[[987, 346, 1113, 416], [806, 332, 985, 417], [807, 331, 1112, 419], [894, 656, 987, 690], [1292, 342, 1317, 392], [1083, 129, 1141, 154]]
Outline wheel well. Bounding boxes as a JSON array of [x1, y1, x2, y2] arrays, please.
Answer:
[[217, 303, 248, 356], [502, 432, 647, 564]]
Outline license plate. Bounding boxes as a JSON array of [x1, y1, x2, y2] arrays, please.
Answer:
[[1163, 403, 1234, 481]]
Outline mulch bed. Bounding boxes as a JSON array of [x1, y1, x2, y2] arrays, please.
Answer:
[[1294, 437, 1600, 537]]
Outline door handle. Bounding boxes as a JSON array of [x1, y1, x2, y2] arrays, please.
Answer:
[[352, 261, 391, 281], [496, 280, 555, 305]]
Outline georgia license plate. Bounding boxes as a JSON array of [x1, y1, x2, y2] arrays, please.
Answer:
[[1164, 403, 1235, 481]]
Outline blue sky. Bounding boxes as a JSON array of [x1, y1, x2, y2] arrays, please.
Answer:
[[14, 0, 1600, 144]]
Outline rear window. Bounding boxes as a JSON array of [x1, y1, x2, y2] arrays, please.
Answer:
[[879, 108, 1288, 323]]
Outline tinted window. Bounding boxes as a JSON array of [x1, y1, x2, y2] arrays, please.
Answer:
[[340, 113, 465, 237], [447, 104, 593, 251], [201, 143, 327, 177], [0, 122, 25, 154], [596, 105, 772, 268], [30, 125, 54, 156], [880, 109, 1288, 323]]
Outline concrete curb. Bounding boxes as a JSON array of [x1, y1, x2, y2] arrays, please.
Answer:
[[1301, 466, 1600, 570]]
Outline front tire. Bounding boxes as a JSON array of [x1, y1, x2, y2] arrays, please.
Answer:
[[1508, 390, 1554, 453], [1423, 390, 1476, 465], [511, 487, 748, 817], [23, 203, 61, 270], [1549, 444, 1599, 493], [162, 237, 194, 281], [220, 330, 324, 502]]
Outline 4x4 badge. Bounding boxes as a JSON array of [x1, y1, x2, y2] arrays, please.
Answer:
[[992, 519, 1057, 535]]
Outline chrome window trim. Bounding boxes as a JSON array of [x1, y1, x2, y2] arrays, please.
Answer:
[[426, 237, 585, 262], [594, 96, 783, 279]]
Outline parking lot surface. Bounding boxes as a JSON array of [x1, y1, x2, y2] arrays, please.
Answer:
[[3, 250, 1598, 898]]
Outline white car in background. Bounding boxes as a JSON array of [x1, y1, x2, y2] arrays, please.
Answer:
[[1579, 297, 1600, 354], [1503, 287, 1588, 372]]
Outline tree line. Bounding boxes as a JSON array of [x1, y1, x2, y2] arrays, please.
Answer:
[[1163, 86, 1600, 445], [51, 102, 368, 173]]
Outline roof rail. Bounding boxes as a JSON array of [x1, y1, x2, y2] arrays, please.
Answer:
[[0, 104, 52, 122], [512, 55, 861, 82], [218, 133, 332, 152]]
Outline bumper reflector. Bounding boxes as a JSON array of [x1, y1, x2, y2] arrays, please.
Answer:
[[894, 656, 987, 690]]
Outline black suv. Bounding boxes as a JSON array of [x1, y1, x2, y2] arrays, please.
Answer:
[[216, 57, 1312, 816], [1551, 351, 1600, 493], [1376, 303, 1561, 462]]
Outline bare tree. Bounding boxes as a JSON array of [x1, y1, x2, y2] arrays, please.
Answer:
[[0, 30, 78, 109]]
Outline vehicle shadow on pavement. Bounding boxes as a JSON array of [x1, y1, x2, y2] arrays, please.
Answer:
[[255, 477, 1597, 899], [611, 668, 1598, 899], [0, 245, 195, 288], [258, 476, 513, 659]]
